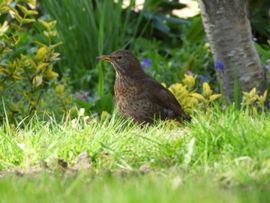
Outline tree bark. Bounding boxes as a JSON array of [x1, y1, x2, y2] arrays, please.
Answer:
[[198, 0, 266, 100]]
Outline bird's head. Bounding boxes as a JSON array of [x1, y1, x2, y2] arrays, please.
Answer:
[[97, 50, 145, 77]]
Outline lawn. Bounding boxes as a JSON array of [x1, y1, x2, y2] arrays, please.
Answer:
[[1, 107, 270, 203]]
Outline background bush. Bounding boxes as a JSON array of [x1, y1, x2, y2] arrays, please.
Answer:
[[0, 1, 73, 122], [42, 0, 144, 92]]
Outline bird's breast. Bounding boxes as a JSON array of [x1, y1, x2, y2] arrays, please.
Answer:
[[114, 78, 150, 116], [114, 78, 140, 103]]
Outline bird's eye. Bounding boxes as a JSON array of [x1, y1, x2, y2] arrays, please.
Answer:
[[117, 56, 122, 61]]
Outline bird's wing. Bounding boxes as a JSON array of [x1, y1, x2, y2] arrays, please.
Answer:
[[142, 77, 191, 121]]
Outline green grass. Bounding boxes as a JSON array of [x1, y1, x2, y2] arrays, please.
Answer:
[[1, 173, 269, 203], [1, 107, 270, 202]]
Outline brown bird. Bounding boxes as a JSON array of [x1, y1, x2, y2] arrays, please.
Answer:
[[97, 50, 191, 124]]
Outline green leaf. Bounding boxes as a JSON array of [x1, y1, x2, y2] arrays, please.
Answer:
[[36, 63, 49, 71], [32, 75, 43, 87], [22, 18, 35, 24], [44, 67, 59, 80], [38, 20, 56, 30], [209, 94, 221, 102], [17, 4, 38, 16], [0, 21, 9, 36], [35, 46, 49, 61]]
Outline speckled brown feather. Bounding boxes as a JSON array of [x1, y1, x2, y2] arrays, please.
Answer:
[[98, 50, 191, 124]]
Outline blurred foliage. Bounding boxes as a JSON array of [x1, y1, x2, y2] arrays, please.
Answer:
[[0, 0, 73, 122], [256, 42, 270, 66], [241, 88, 268, 114], [135, 15, 212, 86], [137, 2, 188, 46], [249, 0, 270, 45], [42, 0, 143, 92], [134, 1, 202, 47], [168, 74, 221, 113]]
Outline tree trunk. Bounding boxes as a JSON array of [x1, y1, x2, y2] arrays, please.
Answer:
[[198, 0, 266, 100]]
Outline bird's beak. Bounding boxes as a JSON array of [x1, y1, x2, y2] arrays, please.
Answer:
[[97, 55, 112, 62]]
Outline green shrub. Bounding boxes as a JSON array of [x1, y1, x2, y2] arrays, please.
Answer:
[[0, 1, 72, 122], [241, 88, 267, 114], [167, 74, 221, 113]]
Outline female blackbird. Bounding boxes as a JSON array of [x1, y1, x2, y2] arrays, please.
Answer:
[[97, 50, 191, 124]]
